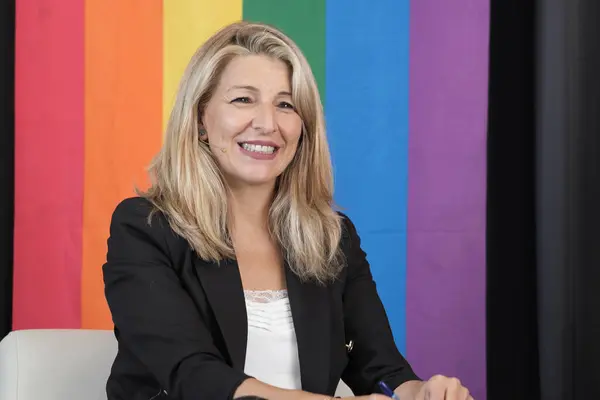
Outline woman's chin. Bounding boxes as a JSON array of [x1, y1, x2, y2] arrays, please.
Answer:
[[225, 172, 279, 189]]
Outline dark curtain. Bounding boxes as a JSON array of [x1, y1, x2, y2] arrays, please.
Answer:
[[0, 1, 15, 340], [486, 1, 540, 399], [536, 0, 600, 399], [487, 0, 600, 399]]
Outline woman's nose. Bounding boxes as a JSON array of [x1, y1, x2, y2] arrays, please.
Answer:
[[251, 103, 277, 133]]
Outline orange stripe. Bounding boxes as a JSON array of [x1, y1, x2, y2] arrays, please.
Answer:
[[82, 0, 163, 329]]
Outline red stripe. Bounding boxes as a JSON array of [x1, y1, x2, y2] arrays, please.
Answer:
[[13, 0, 85, 329]]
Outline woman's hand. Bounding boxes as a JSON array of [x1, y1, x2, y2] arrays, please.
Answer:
[[414, 375, 473, 400]]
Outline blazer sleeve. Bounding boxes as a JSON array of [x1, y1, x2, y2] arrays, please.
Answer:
[[103, 198, 250, 399], [340, 215, 421, 395]]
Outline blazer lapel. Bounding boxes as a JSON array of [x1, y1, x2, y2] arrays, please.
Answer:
[[285, 264, 331, 394], [193, 257, 247, 371]]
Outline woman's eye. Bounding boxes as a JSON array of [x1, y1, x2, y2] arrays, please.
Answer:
[[278, 101, 295, 110], [231, 97, 252, 104]]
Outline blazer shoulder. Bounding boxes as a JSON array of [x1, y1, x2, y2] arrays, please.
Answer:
[[110, 196, 180, 246], [112, 197, 165, 228], [336, 211, 359, 242], [108, 197, 191, 267], [113, 196, 153, 218]]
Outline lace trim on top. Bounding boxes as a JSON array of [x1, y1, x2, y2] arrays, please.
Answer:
[[244, 290, 292, 333], [244, 289, 288, 303]]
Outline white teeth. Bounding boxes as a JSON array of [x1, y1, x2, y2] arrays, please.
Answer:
[[241, 143, 276, 154]]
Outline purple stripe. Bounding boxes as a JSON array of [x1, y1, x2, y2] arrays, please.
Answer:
[[406, 1, 490, 399]]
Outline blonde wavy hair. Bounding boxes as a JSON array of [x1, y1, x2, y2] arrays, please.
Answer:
[[142, 21, 344, 283]]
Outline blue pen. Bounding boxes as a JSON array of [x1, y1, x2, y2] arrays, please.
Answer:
[[377, 381, 400, 399]]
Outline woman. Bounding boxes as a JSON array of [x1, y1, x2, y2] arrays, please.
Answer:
[[103, 21, 473, 400]]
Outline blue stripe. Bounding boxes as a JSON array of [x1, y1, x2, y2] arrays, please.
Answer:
[[325, 0, 410, 352]]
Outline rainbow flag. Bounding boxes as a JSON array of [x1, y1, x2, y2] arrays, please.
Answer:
[[14, 0, 489, 398]]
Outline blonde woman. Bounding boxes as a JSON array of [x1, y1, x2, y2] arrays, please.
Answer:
[[103, 22, 473, 400]]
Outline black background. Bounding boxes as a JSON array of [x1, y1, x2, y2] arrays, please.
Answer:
[[0, 0, 15, 342]]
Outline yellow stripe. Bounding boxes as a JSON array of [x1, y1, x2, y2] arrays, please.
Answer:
[[163, 0, 243, 131]]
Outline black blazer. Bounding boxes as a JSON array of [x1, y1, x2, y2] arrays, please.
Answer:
[[103, 197, 419, 400]]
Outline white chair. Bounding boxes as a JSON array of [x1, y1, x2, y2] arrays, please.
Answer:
[[0, 329, 117, 400], [0, 328, 353, 399], [335, 379, 354, 397]]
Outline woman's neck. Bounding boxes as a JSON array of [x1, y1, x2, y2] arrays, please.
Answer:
[[228, 184, 274, 231]]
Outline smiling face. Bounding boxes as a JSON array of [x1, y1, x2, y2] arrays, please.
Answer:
[[200, 54, 303, 189]]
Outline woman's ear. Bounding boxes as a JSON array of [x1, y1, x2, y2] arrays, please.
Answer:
[[197, 106, 208, 140]]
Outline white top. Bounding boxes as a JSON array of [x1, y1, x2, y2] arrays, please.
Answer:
[[243, 289, 302, 390]]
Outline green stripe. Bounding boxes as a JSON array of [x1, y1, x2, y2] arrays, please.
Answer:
[[242, 0, 326, 102]]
